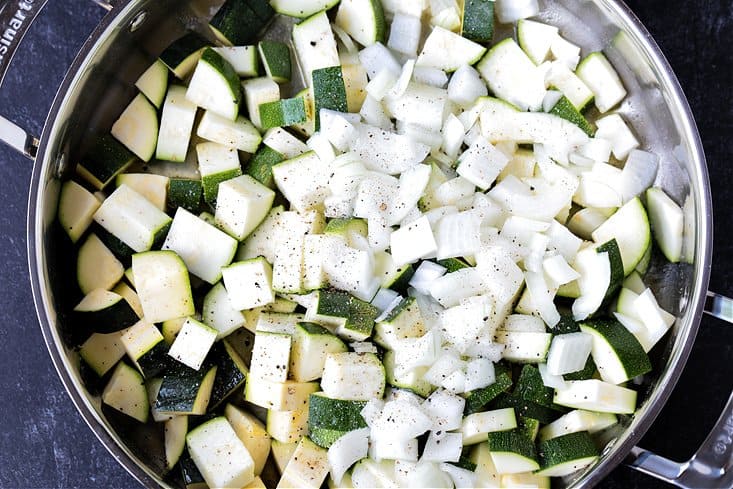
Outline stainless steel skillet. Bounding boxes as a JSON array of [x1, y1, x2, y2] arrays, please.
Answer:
[[0, 0, 731, 486]]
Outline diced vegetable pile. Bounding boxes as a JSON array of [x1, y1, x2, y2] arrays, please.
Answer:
[[57, 0, 694, 487]]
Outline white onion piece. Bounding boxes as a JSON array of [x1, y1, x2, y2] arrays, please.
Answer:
[[328, 428, 370, 485]]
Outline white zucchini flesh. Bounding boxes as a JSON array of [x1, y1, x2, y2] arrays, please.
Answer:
[[575, 52, 627, 113], [156, 85, 198, 162], [164, 416, 188, 470], [101, 362, 149, 422], [111, 93, 158, 162], [197, 110, 261, 153], [115, 173, 168, 211], [79, 331, 127, 377], [270, 0, 340, 18], [249, 332, 292, 382], [167, 317, 218, 370], [496, 331, 553, 363], [135, 59, 168, 108], [646, 187, 684, 263], [539, 410, 618, 442], [224, 404, 271, 477], [591, 197, 651, 275], [461, 408, 517, 445], [94, 184, 172, 253], [222, 258, 275, 311], [416, 26, 487, 72], [517, 19, 558, 65], [215, 175, 276, 241], [545, 61, 594, 110], [321, 352, 385, 401], [335, 0, 386, 48], [186, 417, 256, 489], [242, 77, 281, 130], [476, 39, 546, 111], [292, 11, 340, 87], [58, 180, 101, 243], [163, 207, 238, 284], [202, 282, 246, 338], [212, 46, 259, 77], [279, 436, 330, 488], [132, 251, 195, 323], [76, 234, 124, 295], [272, 151, 331, 213], [186, 51, 240, 120], [263, 127, 310, 159], [554, 379, 637, 414]]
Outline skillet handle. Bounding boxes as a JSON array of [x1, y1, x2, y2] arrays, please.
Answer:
[[626, 290, 733, 488], [0, 0, 117, 158], [0, 0, 49, 158]]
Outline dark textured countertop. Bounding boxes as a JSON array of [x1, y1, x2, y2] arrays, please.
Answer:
[[0, 1, 731, 488]]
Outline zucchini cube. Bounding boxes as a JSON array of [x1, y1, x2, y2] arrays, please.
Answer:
[[215, 174, 276, 241], [168, 318, 218, 370], [222, 257, 275, 310]]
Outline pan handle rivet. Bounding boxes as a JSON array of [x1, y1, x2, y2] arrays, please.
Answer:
[[129, 11, 147, 32]]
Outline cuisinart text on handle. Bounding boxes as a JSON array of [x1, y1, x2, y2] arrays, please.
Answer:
[[0, 0, 35, 63]]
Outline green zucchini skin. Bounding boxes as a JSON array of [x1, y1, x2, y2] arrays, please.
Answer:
[[74, 296, 139, 335], [245, 146, 285, 189], [487, 429, 538, 460], [549, 95, 595, 136], [465, 362, 513, 414], [155, 360, 217, 414], [159, 32, 210, 75], [514, 364, 554, 409], [492, 393, 563, 425], [208, 340, 248, 410], [168, 179, 203, 213], [210, 0, 274, 45], [137, 339, 172, 379], [596, 239, 624, 302], [580, 317, 652, 381], [462, 0, 495, 43], [537, 430, 599, 471], [312, 66, 348, 131], [563, 355, 597, 381], [77, 134, 136, 190]]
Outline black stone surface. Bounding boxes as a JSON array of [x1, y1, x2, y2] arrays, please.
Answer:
[[0, 1, 731, 488]]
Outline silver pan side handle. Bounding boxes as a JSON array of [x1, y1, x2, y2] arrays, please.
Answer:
[[0, 0, 116, 159], [627, 291, 733, 488], [0, 0, 49, 158]]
